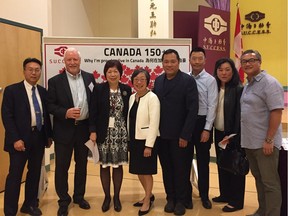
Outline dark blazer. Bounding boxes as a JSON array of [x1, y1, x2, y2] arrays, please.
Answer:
[[1, 81, 52, 153], [89, 82, 131, 143], [153, 71, 199, 141], [223, 84, 243, 148], [47, 70, 96, 144]]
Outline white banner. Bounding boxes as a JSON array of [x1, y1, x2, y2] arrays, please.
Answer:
[[43, 37, 191, 89]]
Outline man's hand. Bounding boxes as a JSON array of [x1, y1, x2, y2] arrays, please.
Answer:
[[14, 140, 25, 151], [200, 130, 210, 143], [263, 141, 274, 155], [66, 107, 81, 119], [179, 138, 188, 148]]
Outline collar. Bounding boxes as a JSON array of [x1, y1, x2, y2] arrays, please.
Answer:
[[66, 70, 82, 79], [246, 70, 266, 84], [24, 80, 37, 90], [191, 69, 206, 79]]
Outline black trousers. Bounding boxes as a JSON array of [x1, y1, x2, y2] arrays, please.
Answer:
[[54, 124, 89, 207], [214, 129, 245, 208], [158, 138, 192, 204], [190, 116, 212, 201], [4, 129, 45, 216]]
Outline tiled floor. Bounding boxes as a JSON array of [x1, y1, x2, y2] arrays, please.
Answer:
[[0, 158, 259, 216]]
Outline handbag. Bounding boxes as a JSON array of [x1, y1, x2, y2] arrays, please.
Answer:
[[217, 147, 249, 176]]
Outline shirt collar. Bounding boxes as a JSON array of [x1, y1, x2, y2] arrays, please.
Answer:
[[66, 70, 82, 79], [246, 70, 266, 84], [24, 80, 37, 90], [191, 69, 206, 79]]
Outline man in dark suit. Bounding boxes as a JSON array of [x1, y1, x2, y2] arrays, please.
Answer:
[[153, 49, 199, 215], [1, 58, 53, 216], [47, 48, 96, 216]]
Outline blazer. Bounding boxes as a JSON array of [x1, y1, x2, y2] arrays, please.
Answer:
[[153, 71, 199, 141], [89, 82, 131, 144], [47, 70, 96, 144], [127, 91, 160, 148], [223, 84, 243, 148], [1, 81, 52, 153]]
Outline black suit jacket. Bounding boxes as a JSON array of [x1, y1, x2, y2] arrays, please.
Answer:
[[47, 70, 96, 144], [153, 71, 199, 141], [1, 81, 52, 153], [89, 82, 131, 143]]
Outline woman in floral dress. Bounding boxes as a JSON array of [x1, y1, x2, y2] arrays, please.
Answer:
[[89, 60, 131, 212]]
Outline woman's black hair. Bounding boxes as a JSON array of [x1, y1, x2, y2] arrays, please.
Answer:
[[213, 58, 240, 90], [103, 60, 123, 78]]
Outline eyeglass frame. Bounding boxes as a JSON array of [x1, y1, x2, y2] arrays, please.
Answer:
[[240, 58, 260, 65]]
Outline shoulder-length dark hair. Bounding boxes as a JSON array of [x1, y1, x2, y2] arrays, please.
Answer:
[[213, 58, 240, 90]]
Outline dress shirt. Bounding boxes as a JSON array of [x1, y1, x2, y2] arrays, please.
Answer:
[[24, 80, 43, 127], [191, 69, 218, 131], [66, 70, 88, 120], [240, 71, 284, 149]]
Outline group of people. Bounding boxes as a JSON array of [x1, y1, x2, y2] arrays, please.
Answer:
[[1, 47, 284, 216]]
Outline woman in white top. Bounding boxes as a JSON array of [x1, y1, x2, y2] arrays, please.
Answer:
[[127, 69, 160, 216]]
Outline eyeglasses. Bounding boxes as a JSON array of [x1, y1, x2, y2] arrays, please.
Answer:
[[134, 78, 147, 82], [25, 68, 41, 73], [240, 58, 259, 65]]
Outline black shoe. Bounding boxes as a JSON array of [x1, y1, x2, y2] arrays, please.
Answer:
[[133, 195, 155, 207], [113, 197, 122, 212], [73, 199, 90, 209], [222, 205, 242, 212], [174, 202, 186, 215], [184, 200, 193, 209], [212, 196, 228, 203], [20, 205, 42, 215], [202, 199, 212, 209], [57, 206, 68, 216], [138, 201, 152, 216], [102, 196, 111, 212], [164, 200, 175, 213]]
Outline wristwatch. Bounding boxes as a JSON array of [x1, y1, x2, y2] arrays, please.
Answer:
[[265, 137, 274, 144]]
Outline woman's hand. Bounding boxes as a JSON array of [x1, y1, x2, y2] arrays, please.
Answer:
[[90, 132, 97, 143], [143, 147, 152, 157]]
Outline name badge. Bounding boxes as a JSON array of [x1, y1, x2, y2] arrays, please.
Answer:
[[108, 117, 115, 128]]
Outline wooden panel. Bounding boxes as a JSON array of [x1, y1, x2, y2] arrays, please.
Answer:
[[0, 19, 42, 192]]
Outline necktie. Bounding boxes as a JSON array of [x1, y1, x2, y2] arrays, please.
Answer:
[[32, 86, 42, 131]]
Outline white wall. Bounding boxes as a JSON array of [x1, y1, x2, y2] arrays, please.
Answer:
[[0, 0, 51, 35], [51, 0, 94, 37]]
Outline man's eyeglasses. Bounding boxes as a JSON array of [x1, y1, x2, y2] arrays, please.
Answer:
[[240, 58, 259, 65], [25, 68, 41, 73]]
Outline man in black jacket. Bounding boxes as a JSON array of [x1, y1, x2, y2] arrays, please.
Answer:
[[1, 58, 53, 216], [154, 49, 198, 215], [47, 48, 96, 216]]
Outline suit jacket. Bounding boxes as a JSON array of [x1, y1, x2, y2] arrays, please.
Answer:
[[153, 71, 199, 141], [89, 82, 131, 143], [47, 70, 96, 144], [127, 91, 160, 148], [1, 81, 52, 153]]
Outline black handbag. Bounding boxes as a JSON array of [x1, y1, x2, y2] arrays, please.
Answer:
[[217, 147, 249, 176]]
